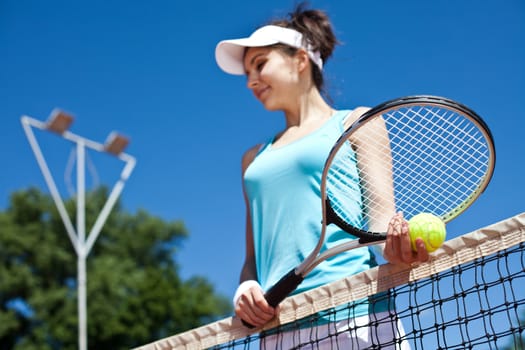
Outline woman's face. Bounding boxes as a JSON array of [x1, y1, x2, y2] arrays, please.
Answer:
[[243, 46, 301, 111]]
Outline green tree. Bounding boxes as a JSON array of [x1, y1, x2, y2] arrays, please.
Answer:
[[0, 187, 231, 349]]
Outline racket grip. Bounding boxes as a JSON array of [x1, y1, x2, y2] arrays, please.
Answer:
[[264, 269, 304, 307], [241, 269, 304, 328]]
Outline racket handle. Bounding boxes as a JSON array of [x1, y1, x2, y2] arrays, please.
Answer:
[[241, 269, 304, 328], [264, 269, 304, 307]]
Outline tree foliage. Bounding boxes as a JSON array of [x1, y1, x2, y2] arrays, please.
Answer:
[[0, 187, 231, 349]]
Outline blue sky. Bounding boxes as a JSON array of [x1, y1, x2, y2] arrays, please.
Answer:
[[1, 0, 524, 304]]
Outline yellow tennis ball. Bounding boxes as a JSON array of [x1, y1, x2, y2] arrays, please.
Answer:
[[408, 213, 446, 252]]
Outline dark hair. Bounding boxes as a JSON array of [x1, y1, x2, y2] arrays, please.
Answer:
[[269, 3, 339, 93]]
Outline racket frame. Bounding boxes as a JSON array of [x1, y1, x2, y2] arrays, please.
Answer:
[[297, 95, 495, 277]]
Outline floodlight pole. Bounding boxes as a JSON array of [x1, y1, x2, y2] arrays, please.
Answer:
[[21, 111, 136, 350]]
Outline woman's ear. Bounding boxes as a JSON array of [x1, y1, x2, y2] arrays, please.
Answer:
[[296, 49, 311, 73]]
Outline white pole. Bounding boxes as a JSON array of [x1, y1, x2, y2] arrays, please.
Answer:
[[77, 141, 87, 350], [78, 254, 87, 350], [20, 114, 135, 350], [84, 155, 136, 255], [20, 117, 80, 253]]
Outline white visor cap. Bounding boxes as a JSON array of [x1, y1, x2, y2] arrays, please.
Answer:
[[215, 25, 323, 75]]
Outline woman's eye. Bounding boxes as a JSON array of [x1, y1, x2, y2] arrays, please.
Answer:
[[256, 61, 265, 71]]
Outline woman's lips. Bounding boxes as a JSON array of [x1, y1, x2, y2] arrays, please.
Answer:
[[254, 86, 270, 101]]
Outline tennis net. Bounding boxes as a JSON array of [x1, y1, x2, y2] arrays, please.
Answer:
[[135, 212, 525, 349]]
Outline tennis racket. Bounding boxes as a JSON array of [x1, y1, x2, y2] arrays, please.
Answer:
[[242, 95, 495, 328]]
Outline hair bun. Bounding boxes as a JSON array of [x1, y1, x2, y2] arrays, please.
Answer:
[[287, 4, 338, 63]]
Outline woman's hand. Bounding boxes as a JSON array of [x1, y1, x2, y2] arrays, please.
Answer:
[[382, 212, 429, 265], [234, 281, 276, 327]]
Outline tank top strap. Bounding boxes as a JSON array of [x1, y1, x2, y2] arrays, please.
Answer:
[[255, 109, 352, 157]]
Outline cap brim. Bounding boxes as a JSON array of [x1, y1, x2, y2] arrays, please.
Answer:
[[215, 37, 279, 75]]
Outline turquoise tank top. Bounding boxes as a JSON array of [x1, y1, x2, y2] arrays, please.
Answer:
[[243, 110, 387, 318]]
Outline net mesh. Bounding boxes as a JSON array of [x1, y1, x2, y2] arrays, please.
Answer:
[[135, 213, 525, 350]]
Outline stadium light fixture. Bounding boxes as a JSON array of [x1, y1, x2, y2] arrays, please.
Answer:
[[21, 109, 136, 350], [104, 132, 130, 155], [46, 109, 74, 134]]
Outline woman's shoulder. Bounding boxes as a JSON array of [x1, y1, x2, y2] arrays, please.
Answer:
[[241, 143, 264, 174], [341, 106, 371, 129]]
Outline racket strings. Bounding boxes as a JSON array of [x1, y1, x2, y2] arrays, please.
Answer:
[[326, 103, 492, 232], [389, 107, 489, 217], [327, 144, 365, 227], [390, 106, 489, 219]]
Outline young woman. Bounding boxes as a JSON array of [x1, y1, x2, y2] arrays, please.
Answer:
[[215, 4, 429, 348]]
